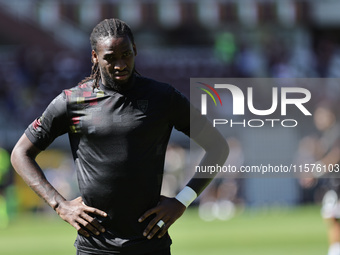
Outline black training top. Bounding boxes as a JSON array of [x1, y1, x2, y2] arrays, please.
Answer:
[[25, 75, 191, 254]]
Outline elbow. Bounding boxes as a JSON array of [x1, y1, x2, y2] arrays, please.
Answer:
[[10, 134, 41, 171], [207, 138, 229, 165], [10, 145, 17, 165], [10, 136, 33, 172], [10, 144, 22, 172]]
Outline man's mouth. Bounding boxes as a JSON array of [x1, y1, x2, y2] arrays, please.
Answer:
[[114, 71, 129, 80]]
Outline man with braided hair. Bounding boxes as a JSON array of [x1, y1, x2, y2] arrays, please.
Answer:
[[11, 18, 228, 255]]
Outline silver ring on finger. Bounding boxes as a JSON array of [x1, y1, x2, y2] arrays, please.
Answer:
[[156, 220, 165, 228]]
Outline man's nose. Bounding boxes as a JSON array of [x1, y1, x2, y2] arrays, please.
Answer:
[[114, 59, 127, 70]]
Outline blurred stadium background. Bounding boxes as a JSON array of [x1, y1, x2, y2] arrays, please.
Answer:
[[0, 0, 340, 254]]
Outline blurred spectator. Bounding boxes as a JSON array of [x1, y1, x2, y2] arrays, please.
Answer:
[[295, 102, 340, 255]]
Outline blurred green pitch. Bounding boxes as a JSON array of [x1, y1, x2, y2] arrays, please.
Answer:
[[0, 206, 327, 255]]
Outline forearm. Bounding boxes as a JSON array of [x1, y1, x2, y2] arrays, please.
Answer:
[[11, 136, 66, 210], [176, 112, 229, 205], [187, 142, 229, 195], [175, 149, 228, 208]]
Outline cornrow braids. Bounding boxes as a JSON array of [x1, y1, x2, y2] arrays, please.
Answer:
[[78, 18, 136, 90]]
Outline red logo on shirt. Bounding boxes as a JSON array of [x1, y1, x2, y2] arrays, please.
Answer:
[[32, 118, 41, 130]]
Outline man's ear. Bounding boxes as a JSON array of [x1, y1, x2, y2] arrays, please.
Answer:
[[92, 50, 98, 64]]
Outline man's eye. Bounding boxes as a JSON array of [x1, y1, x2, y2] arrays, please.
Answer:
[[105, 55, 114, 61], [123, 51, 132, 57]]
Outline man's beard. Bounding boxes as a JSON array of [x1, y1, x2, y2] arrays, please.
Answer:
[[101, 68, 135, 92]]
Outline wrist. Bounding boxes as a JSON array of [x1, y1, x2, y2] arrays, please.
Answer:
[[175, 186, 197, 208], [51, 196, 66, 212]]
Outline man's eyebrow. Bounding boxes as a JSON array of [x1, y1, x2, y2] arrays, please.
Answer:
[[103, 52, 115, 57], [104, 51, 115, 54], [104, 48, 132, 56]]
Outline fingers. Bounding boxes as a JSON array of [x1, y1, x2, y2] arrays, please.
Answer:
[[79, 203, 107, 236], [76, 216, 98, 237], [57, 197, 107, 238], [140, 210, 171, 239], [157, 219, 173, 238], [84, 205, 108, 218], [138, 207, 157, 223], [80, 211, 106, 234], [67, 211, 105, 237], [77, 227, 90, 238], [65, 214, 91, 237], [143, 217, 174, 239], [138, 197, 186, 239], [143, 216, 162, 239], [138, 207, 163, 239], [80, 197, 108, 218], [147, 219, 166, 239]]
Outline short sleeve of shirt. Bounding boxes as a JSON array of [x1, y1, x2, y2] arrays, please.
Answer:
[[169, 88, 190, 136], [25, 92, 69, 150]]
